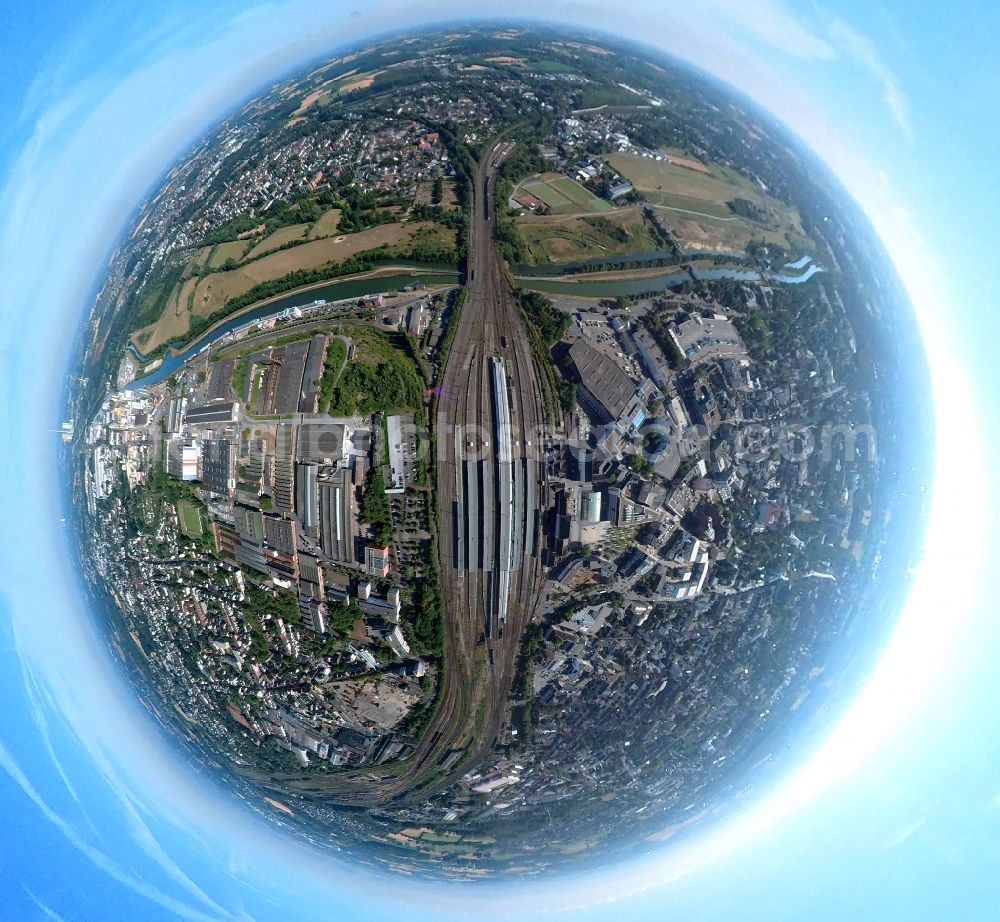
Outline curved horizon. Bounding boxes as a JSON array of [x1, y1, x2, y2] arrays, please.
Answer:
[[0, 4, 991, 921]]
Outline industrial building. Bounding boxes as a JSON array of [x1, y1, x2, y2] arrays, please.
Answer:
[[298, 334, 327, 414], [185, 401, 238, 426], [200, 439, 234, 496], [296, 462, 319, 538], [319, 467, 355, 563], [273, 424, 296, 513]]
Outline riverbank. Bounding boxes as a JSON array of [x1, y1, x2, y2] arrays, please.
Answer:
[[130, 265, 458, 361], [125, 269, 458, 389]]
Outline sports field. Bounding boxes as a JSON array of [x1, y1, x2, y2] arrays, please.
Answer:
[[518, 173, 613, 215], [177, 500, 204, 538]]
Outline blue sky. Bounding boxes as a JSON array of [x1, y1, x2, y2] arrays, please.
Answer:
[[0, 1, 998, 919]]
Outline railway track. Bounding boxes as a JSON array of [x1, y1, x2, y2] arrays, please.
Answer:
[[275, 136, 550, 805]]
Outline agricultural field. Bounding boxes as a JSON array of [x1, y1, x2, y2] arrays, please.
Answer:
[[517, 172, 613, 215], [189, 247, 215, 271], [244, 223, 311, 260], [206, 240, 253, 267], [286, 69, 383, 119], [307, 208, 342, 238], [132, 220, 446, 354], [606, 151, 813, 255], [515, 205, 662, 265]]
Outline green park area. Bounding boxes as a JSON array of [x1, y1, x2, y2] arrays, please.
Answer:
[[326, 327, 424, 417], [606, 152, 813, 254], [515, 206, 663, 265]]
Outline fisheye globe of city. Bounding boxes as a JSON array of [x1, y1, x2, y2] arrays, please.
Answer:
[[68, 25, 930, 878]]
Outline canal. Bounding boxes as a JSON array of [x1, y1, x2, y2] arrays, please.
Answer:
[[516, 262, 823, 299], [126, 269, 459, 389]]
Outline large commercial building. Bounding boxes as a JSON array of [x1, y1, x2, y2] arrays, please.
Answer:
[[262, 515, 298, 581], [274, 341, 310, 415], [296, 422, 346, 464], [273, 424, 296, 514], [633, 325, 673, 389], [235, 504, 265, 545], [298, 334, 327, 414], [165, 397, 187, 434], [264, 515, 297, 557], [669, 313, 747, 366], [567, 340, 656, 433], [580, 489, 602, 523], [297, 552, 328, 635], [386, 415, 408, 493], [207, 358, 235, 400]]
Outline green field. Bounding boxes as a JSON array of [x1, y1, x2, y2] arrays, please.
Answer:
[[606, 152, 813, 254], [131, 219, 454, 355], [519, 173, 613, 215], [516, 207, 661, 265], [641, 191, 732, 219], [327, 327, 424, 416], [524, 59, 578, 74], [318, 337, 349, 412], [577, 84, 645, 109], [308, 207, 343, 238], [177, 500, 204, 538], [244, 223, 312, 260], [207, 240, 253, 268], [607, 152, 765, 207]]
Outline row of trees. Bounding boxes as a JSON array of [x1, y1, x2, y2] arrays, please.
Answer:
[[514, 289, 570, 346], [359, 467, 393, 546]]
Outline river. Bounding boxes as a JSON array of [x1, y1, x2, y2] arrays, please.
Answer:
[[125, 270, 459, 390], [517, 262, 823, 299]]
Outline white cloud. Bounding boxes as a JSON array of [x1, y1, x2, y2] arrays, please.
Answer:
[[23, 887, 71, 922], [697, 0, 836, 60], [0, 742, 235, 922], [880, 817, 927, 852], [828, 17, 914, 141]]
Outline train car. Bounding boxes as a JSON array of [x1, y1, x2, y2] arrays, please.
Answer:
[[490, 355, 515, 626]]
